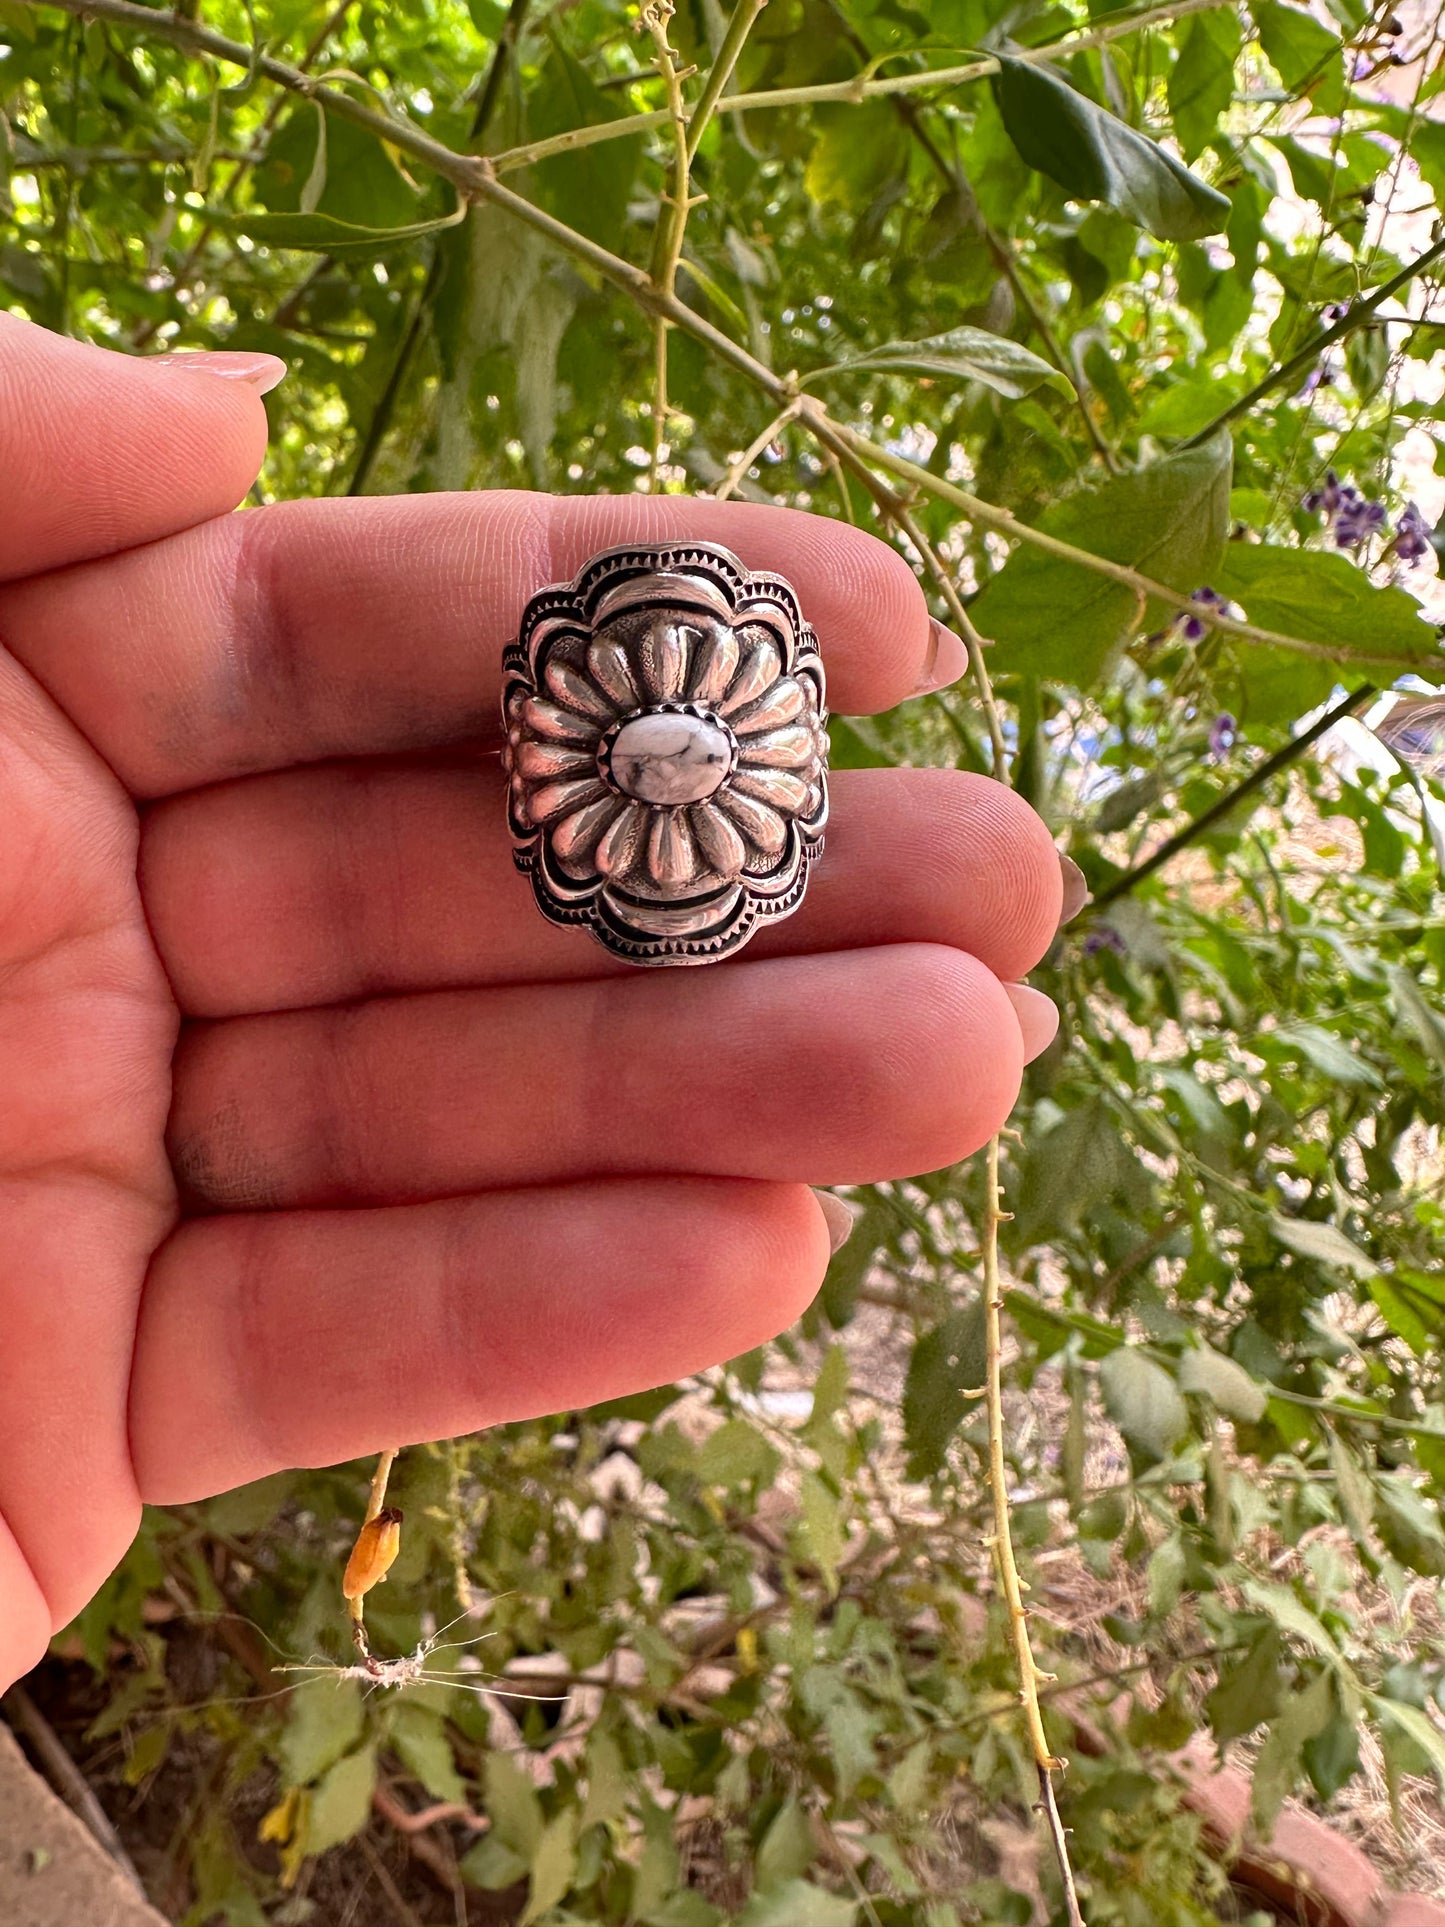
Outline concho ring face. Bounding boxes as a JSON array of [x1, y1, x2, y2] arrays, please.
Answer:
[[501, 541, 829, 965]]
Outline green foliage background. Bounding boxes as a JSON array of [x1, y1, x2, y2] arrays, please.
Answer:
[[5, 0, 1445, 1921]]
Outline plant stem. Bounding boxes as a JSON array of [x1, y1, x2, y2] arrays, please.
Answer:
[[712, 397, 803, 500], [981, 1137, 1085, 1926], [348, 1446, 399, 1655], [686, 0, 769, 161], [1182, 235, 1445, 450], [643, 0, 692, 491], [1090, 682, 1376, 907]]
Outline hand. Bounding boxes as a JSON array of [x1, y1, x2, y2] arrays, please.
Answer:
[[0, 315, 1065, 1693]]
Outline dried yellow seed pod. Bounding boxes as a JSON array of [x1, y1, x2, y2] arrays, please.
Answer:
[[342, 1506, 403, 1601]]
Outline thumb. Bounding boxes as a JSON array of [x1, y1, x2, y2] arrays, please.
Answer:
[[0, 315, 283, 583]]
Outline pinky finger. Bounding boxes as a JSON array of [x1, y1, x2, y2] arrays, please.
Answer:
[[129, 1178, 836, 1503]]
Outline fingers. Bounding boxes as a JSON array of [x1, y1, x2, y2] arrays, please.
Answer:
[[129, 1178, 833, 1501], [0, 1517, 53, 1697], [0, 315, 275, 581], [0, 493, 938, 798], [168, 945, 1026, 1210], [140, 764, 1065, 1016]]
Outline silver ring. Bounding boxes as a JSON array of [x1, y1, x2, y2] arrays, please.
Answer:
[[502, 541, 830, 966]]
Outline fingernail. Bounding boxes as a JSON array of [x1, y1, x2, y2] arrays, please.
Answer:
[[915, 617, 970, 694], [1005, 983, 1060, 1062], [150, 349, 288, 395], [812, 1188, 863, 1255], [1058, 853, 1089, 925]]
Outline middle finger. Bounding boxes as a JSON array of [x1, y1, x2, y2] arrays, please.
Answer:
[[141, 762, 1064, 1017]]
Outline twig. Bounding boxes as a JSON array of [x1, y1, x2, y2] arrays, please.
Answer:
[[1090, 682, 1376, 908], [372, 1783, 470, 1902], [979, 1140, 1085, 1926], [359, 1830, 429, 1927], [1182, 235, 1445, 449], [349, 1446, 399, 1661], [3, 1684, 147, 1891], [686, 0, 769, 161], [712, 397, 802, 499], [643, 0, 697, 491]]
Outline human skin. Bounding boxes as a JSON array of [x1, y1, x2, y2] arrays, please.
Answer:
[[0, 313, 1064, 1692]]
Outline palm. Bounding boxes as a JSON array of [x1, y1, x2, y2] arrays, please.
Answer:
[[0, 321, 1062, 1695], [0, 652, 178, 1662]]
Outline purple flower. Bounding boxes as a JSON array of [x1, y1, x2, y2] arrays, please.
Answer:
[[1298, 356, 1337, 396], [1394, 502, 1434, 564], [1303, 469, 1348, 516], [1209, 713, 1237, 758], [1304, 472, 1389, 549], [1334, 495, 1388, 548], [1084, 926, 1127, 958], [1176, 585, 1229, 642]]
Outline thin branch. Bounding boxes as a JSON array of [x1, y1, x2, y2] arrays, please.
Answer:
[[1090, 682, 1376, 908], [980, 1139, 1085, 1924], [686, 0, 769, 161], [481, 0, 1235, 171], [642, 0, 693, 491], [347, 1446, 399, 1661], [23, 0, 1429, 686], [712, 397, 802, 499], [1182, 234, 1445, 449]]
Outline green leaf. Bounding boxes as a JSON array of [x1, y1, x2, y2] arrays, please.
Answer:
[[697, 1418, 782, 1489], [1373, 1695, 1445, 1794], [304, 1742, 377, 1857], [486, 1751, 545, 1857], [522, 1811, 578, 1927], [580, 1730, 626, 1831], [806, 327, 1072, 400], [1376, 1481, 1445, 1578], [804, 101, 909, 214], [1205, 1626, 1286, 1746], [1256, 2, 1344, 110], [1168, 10, 1241, 161], [216, 206, 465, 255], [755, 1798, 815, 1890], [901, 1305, 987, 1479], [975, 432, 1232, 686], [1370, 1269, 1445, 1357], [280, 1678, 364, 1787], [735, 1879, 856, 1927], [992, 54, 1231, 241], [1177, 1346, 1267, 1423], [1148, 1531, 1187, 1617], [252, 105, 420, 230], [388, 1702, 466, 1806], [1388, 965, 1445, 1071], [1269, 1214, 1377, 1279], [529, 36, 644, 257], [1240, 1580, 1341, 1663], [796, 1473, 847, 1595], [1211, 546, 1440, 714], [1270, 1024, 1384, 1088], [1099, 1346, 1189, 1459], [1252, 1671, 1334, 1834]]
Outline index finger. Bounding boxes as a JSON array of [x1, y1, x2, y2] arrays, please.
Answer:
[[0, 492, 959, 799]]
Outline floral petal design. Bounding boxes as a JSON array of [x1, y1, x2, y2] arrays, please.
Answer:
[[720, 633, 783, 715], [732, 675, 807, 735], [518, 740, 594, 782], [504, 542, 827, 963], [688, 803, 747, 878], [523, 695, 600, 744], [647, 808, 702, 888], [595, 800, 649, 877], [587, 636, 640, 710], [690, 626, 740, 704], [636, 616, 696, 703], [730, 767, 812, 813], [716, 787, 789, 857], [544, 659, 615, 723], [551, 792, 625, 874], [737, 723, 817, 768]]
